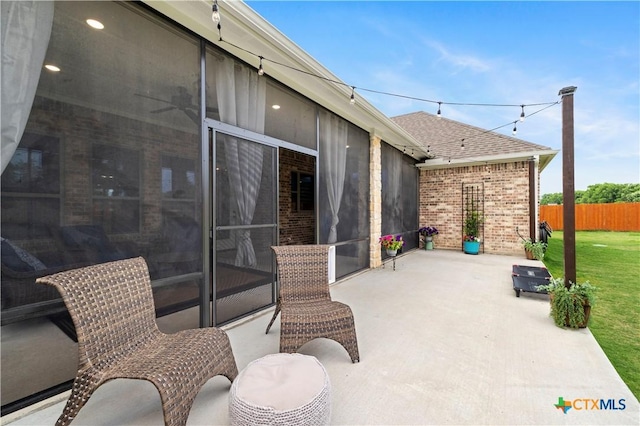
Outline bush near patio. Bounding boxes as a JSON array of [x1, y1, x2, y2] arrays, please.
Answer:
[[543, 231, 640, 400]]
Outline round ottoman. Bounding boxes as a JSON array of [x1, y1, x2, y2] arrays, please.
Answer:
[[229, 353, 331, 426]]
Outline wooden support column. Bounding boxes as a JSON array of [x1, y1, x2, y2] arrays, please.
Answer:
[[559, 86, 577, 286], [529, 159, 536, 241]]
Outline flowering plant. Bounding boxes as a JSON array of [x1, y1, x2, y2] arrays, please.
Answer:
[[463, 235, 481, 242], [418, 226, 439, 237], [379, 234, 404, 250]]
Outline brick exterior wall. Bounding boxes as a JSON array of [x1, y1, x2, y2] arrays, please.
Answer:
[[419, 161, 535, 255], [278, 148, 315, 245], [19, 97, 200, 253]]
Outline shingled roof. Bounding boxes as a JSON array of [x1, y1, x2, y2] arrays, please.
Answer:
[[391, 111, 558, 170]]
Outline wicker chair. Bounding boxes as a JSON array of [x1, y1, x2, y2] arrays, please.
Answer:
[[36, 257, 238, 426], [266, 245, 359, 363]]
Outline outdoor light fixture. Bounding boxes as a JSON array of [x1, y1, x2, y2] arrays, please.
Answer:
[[258, 56, 264, 76], [211, 0, 220, 24], [350, 87, 356, 105], [45, 64, 60, 72], [460, 139, 465, 150], [436, 102, 442, 119], [520, 105, 526, 122], [512, 121, 518, 135]]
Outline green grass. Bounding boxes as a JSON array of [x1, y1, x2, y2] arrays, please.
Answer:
[[543, 231, 640, 400]]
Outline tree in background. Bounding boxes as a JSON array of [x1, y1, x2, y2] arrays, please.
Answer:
[[541, 183, 640, 205]]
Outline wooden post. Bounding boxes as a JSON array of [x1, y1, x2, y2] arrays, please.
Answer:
[[528, 159, 536, 241], [559, 86, 577, 287]]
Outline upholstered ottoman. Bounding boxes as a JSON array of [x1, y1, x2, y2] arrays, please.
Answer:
[[229, 353, 331, 426]]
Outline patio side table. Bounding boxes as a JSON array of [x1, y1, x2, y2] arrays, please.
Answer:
[[229, 353, 331, 426]]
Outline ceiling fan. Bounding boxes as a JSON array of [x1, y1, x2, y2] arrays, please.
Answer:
[[135, 86, 217, 124]]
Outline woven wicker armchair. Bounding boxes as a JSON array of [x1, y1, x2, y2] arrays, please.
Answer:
[[266, 245, 359, 363], [36, 257, 238, 426]]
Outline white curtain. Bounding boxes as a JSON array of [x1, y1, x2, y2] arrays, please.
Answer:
[[1, 1, 53, 174], [216, 59, 266, 267], [319, 110, 348, 243]]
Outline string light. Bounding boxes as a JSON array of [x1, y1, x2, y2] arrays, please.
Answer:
[[258, 56, 264, 76], [212, 18, 565, 161], [217, 36, 558, 116], [211, 0, 220, 24]]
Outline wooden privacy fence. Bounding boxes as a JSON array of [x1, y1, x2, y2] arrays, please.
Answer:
[[540, 202, 640, 231]]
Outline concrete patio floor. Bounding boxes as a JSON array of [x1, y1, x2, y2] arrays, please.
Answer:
[[4, 249, 639, 425]]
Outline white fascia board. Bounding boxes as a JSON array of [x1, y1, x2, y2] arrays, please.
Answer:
[[143, 0, 428, 160], [416, 149, 559, 171]]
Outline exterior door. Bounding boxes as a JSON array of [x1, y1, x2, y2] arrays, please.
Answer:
[[209, 125, 277, 325]]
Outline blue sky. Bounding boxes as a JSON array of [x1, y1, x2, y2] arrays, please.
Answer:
[[244, 0, 639, 195]]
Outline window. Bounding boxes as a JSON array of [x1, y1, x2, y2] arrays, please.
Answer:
[[162, 155, 196, 217], [1, 133, 60, 239], [91, 144, 140, 233], [291, 171, 314, 211]]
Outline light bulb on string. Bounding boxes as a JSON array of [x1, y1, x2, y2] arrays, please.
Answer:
[[520, 105, 525, 122], [350, 86, 356, 105], [460, 139, 465, 150], [211, 0, 220, 24], [512, 121, 518, 135], [427, 145, 430, 154], [436, 102, 442, 119], [257, 56, 264, 76]]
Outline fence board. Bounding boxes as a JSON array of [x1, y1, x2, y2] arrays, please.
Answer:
[[540, 203, 640, 231]]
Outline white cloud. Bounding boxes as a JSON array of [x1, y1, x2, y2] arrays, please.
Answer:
[[421, 39, 492, 73]]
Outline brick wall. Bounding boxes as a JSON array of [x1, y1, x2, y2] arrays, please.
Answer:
[[278, 148, 315, 245], [20, 97, 200, 251], [419, 161, 534, 255]]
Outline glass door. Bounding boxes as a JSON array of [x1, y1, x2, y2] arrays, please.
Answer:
[[210, 128, 277, 325]]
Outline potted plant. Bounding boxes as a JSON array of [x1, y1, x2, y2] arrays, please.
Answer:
[[379, 234, 404, 256], [522, 238, 547, 260], [418, 226, 438, 250], [536, 278, 598, 329], [462, 208, 483, 255]]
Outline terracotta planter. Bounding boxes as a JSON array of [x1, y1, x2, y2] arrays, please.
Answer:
[[525, 249, 535, 260]]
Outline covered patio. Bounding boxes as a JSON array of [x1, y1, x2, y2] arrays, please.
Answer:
[[4, 249, 638, 425]]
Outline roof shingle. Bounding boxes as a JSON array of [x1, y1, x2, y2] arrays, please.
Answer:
[[391, 111, 553, 160]]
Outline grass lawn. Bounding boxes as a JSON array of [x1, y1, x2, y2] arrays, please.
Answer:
[[543, 231, 640, 400]]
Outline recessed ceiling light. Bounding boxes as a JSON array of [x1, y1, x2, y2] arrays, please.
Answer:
[[86, 19, 104, 29], [45, 64, 60, 72], [271, 105, 280, 110]]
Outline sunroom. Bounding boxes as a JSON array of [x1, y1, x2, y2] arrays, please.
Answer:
[[1, 0, 428, 413]]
